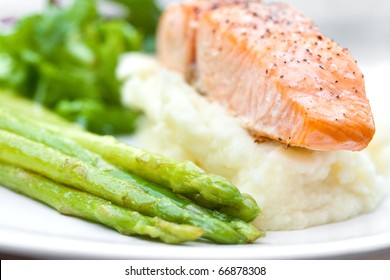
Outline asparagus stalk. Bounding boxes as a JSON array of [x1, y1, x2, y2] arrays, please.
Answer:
[[0, 92, 73, 127], [62, 130, 260, 222], [0, 162, 203, 244], [0, 129, 260, 244], [0, 108, 263, 240], [0, 95, 260, 222]]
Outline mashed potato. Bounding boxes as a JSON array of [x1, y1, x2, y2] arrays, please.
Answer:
[[118, 54, 390, 231]]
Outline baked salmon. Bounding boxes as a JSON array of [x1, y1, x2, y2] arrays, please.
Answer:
[[157, 0, 261, 80], [157, 0, 375, 151]]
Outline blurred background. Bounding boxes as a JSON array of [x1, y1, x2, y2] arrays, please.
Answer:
[[266, 0, 390, 65]]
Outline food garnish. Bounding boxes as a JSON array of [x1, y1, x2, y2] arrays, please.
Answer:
[[0, 0, 141, 134]]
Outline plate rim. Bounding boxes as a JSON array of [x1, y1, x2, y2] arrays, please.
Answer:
[[1, 225, 390, 260]]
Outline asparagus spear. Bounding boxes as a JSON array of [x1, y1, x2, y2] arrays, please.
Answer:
[[0, 93, 263, 238], [62, 129, 260, 222], [0, 107, 262, 240], [0, 92, 73, 127], [0, 161, 203, 244], [0, 95, 260, 222], [0, 129, 260, 244]]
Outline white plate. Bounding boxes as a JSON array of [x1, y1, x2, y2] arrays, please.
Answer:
[[1, 185, 390, 260], [1, 63, 390, 260]]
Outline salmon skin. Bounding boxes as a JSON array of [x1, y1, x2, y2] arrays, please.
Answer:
[[157, 0, 375, 151]]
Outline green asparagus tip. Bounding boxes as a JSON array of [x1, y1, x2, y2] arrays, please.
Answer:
[[220, 194, 261, 223], [194, 174, 242, 205], [230, 220, 266, 243], [154, 219, 204, 244]]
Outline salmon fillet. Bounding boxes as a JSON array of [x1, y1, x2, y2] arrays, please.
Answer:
[[157, 0, 261, 80], [157, 0, 375, 151]]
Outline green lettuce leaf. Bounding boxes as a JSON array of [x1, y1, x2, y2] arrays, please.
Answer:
[[0, 0, 142, 134]]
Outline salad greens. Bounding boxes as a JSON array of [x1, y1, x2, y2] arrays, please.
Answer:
[[113, 0, 161, 35], [111, 0, 161, 52], [0, 0, 161, 134]]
